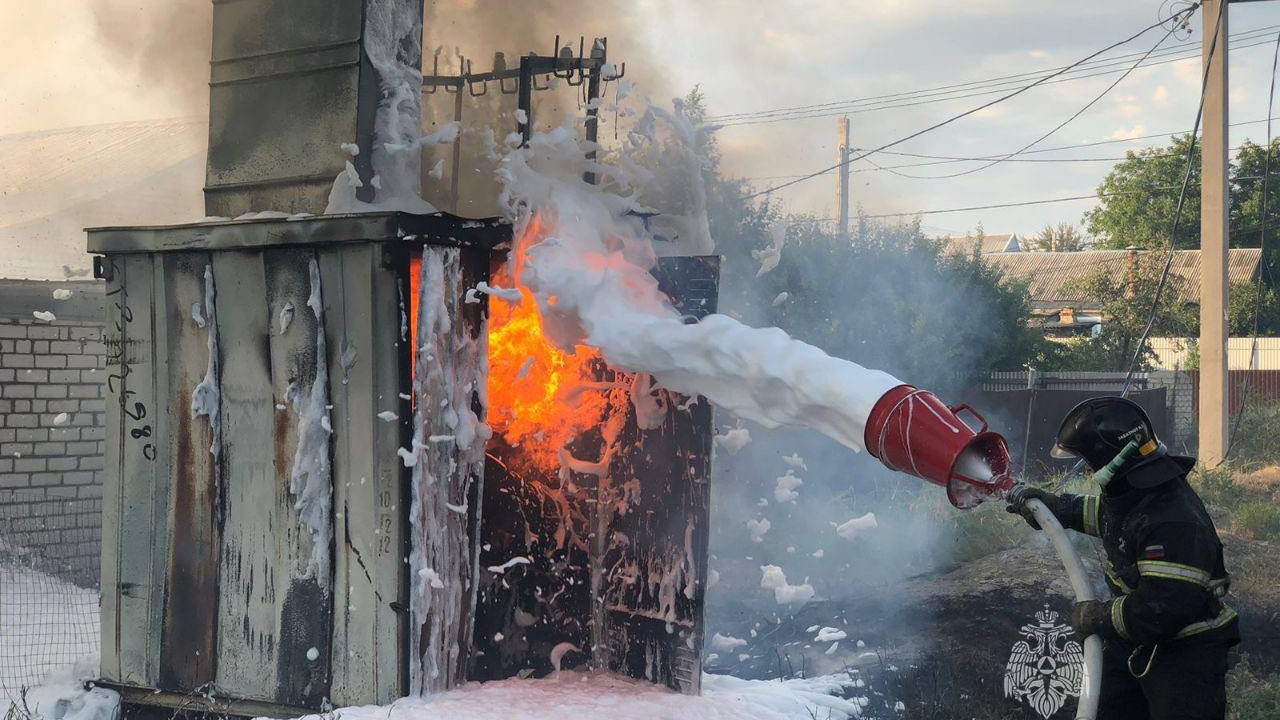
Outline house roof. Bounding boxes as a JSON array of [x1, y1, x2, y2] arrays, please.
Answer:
[[985, 248, 1263, 310], [940, 233, 1019, 255], [0, 118, 207, 280]]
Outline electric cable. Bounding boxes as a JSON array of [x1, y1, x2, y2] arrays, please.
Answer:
[[713, 32, 1278, 128], [742, 3, 1203, 201], [864, 21, 1181, 181], [743, 131, 1277, 182], [706, 22, 1277, 124], [1118, 0, 1225, 407], [1224, 30, 1280, 461]]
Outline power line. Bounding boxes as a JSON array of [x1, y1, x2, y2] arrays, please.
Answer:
[[801, 185, 1182, 220], [706, 23, 1277, 123], [865, 21, 1181, 181], [714, 39, 1269, 127], [1226, 29, 1280, 460], [742, 116, 1280, 184], [1119, 0, 1226, 403], [742, 4, 1203, 201], [708, 24, 1278, 127]]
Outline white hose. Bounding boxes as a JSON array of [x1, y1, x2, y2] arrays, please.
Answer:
[[1026, 497, 1103, 720]]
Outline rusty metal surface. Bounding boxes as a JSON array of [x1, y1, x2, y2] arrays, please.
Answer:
[[263, 249, 332, 705], [87, 213, 508, 255], [157, 253, 220, 690], [597, 256, 717, 694], [99, 223, 491, 708]]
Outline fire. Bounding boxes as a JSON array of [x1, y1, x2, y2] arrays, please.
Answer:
[[487, 214, 608, 474]]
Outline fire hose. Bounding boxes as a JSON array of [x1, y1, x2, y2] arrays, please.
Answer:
[[1021, 497, 1103, 720]]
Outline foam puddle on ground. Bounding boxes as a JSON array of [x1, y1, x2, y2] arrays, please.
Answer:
[[267, 670, 867, 720]]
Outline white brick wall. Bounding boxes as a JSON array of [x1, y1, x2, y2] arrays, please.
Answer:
[[0, 317, 105, 587]]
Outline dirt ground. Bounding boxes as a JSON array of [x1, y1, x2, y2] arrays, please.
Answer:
[[706, 535, 1280, 719]]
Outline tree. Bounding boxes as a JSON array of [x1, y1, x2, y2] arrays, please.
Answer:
[[1046, 253, 1197, 372], [632, 89, 1057, 391], [1024, 222, 1087, 252], [1085, 134, 1201, 250]]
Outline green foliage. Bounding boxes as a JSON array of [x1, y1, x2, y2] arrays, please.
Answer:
[[655, 87, 1055, 392], [1023, 222, 1088, 252], [1229, 400, 1280, 465], [1229, 281, 1280, 336], [1038, 253, 1197, 372], [1234, 502, 1280, 542], [1085, 136, 1280, 334], [1085, 135, 1201, 250], [1189, 463, 1280, 540], [1227, 656, 1280, 720]]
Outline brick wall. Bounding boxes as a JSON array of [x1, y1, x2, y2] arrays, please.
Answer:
[[0, 280, 106, 587]]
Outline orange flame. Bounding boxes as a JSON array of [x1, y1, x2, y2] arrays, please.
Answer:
[[487, 214, 607, 474]]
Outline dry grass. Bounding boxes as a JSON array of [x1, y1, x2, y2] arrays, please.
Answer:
[[1236, 465, 1280, 497]]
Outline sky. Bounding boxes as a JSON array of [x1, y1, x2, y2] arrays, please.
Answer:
[[5, 0, 1280, 267]]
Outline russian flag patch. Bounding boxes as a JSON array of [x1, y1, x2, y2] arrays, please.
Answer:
[[1143, 544, 1166, 559]]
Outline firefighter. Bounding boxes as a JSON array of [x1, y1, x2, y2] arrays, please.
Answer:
[[1008, 396, 1239, 720]]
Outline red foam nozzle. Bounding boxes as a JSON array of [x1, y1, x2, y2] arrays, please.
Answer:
[[864, 384, 1014, 508]]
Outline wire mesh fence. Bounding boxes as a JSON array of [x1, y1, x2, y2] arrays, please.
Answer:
[[0, 533, 101, 702]]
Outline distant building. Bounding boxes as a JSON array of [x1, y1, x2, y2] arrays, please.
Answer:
[[940, 232, 1021, 255], [984, 248, 1263, 337]]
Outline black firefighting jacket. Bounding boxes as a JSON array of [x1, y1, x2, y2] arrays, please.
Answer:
[[1058, 456, 1239, 647]]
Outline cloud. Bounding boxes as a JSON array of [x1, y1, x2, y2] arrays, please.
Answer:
[[1152, 85, 1169, 102], [1107, 124, 1148, 140]]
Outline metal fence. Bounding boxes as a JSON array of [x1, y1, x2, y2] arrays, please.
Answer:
[[0, 284, 105, 700], [0, 540, 100, 700], [1148, 337, 1280, 370], [983, 370, 1152, 392]]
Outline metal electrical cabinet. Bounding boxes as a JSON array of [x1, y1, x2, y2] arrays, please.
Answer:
[[89, 213, 503, 718]]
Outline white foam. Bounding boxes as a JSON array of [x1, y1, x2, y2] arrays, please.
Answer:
[[497, 111, 901, 455]]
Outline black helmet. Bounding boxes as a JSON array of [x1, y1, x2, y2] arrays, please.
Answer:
[[1050, 396, 1165, 472]]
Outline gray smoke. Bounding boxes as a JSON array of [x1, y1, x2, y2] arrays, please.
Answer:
[[89, 0, 212, 117]]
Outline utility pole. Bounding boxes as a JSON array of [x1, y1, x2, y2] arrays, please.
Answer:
[[837, 117, 851, 239], [1200, 0, 1229, 464]]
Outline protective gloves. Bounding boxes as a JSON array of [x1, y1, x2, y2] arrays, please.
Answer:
[[1005, 484, 1067, 530], [1070, 600, 1111, 638]]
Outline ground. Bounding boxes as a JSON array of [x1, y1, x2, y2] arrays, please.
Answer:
[[706, 464, 1280, 719]]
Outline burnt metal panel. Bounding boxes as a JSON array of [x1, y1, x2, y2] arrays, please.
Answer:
[[204, 0, 427, 217], [96, 216, 510, 713], [157, 253, 221, 690], [99, 254, 169, 686], [472, 256, 718, 693], [205, 248, 335, 705], [87, 213, 507, 255], [598, 256, 717, 694], [406, 245, 489, 694], [210, 250, 284, 701], [263, 249, 333, 706], [320, 245, 407, 705]]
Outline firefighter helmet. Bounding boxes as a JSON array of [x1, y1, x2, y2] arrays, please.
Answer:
[[1050, 396, 1165, 472]]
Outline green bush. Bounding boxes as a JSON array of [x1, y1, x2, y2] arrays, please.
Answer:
[[1234, 501, 1280, 541], [1228, 656, 1280, 720], [1190, 464, 1252, 513], [1229, 400, 1280, 465]]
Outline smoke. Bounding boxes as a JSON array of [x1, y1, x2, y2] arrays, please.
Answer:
[[88, 0, 212, 118], [420, 0, 673, 217]]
